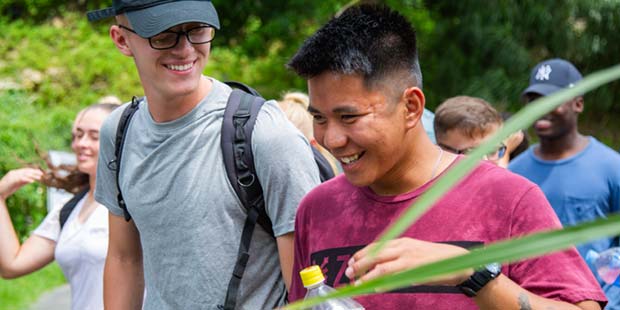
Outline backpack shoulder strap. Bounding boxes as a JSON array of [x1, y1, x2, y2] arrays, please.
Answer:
[[223, 81, 261, 97], [312, 146, 336, 182], [59, 187, 90, 229], [221, 84, 273, 235], [221, 85, 274, 310], [109, 96, 142, 222]]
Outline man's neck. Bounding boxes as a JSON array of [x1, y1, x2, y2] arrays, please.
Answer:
[[146, 76, 212, 123], [536, 131, 589, 160], [370, 134, 455, 196]]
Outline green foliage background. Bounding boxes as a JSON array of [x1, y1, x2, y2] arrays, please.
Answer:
[[1, 0, 619, 239]]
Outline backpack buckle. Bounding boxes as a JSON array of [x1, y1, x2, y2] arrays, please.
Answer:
[[237, 173, 255, 187]]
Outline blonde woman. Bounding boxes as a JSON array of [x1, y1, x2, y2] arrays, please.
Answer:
[[0, 103, 118, 310]]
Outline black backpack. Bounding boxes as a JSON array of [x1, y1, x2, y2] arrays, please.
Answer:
[[58, 187, 90, 229], [109, 82, 333, 310]]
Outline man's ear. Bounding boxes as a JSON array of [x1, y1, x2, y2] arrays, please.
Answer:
[[110, 25, 134, 57], [573, 96, 584, 113], [403, 86, 425, 129]]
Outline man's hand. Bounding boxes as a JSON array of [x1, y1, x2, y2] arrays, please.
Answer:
[[0, 168, 43, 200], [504, 130, 525, 154], [345, 237, 602, 310], [345, 237, 472, 286]]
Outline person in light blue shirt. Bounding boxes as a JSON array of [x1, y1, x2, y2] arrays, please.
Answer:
[[422, 108, 436, 143], [509, 58, 620, 310]]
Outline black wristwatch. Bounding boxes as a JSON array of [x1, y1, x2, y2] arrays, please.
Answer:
[[457, 262, 502, 297]]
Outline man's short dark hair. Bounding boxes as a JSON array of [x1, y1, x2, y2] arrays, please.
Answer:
[[288, 4, 422, 92]]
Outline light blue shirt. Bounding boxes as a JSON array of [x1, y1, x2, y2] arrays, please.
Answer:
[[509, 137, 620, 309], [422, 108, 436, 143]]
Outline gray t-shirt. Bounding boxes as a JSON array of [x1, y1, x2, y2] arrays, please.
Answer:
[[95, 78, 321, 309]]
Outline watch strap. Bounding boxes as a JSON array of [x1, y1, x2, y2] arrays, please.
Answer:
[[458, 265, 500, 297]]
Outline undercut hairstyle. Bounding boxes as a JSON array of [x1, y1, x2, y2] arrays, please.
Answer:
[[287, 4, 422, 97], [434, 96, 503, 141]]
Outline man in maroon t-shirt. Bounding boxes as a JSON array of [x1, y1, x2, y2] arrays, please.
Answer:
[[286, 4, 606, 309]]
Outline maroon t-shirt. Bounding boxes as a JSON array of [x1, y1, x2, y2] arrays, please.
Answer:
[[290, 161, 606, 309]]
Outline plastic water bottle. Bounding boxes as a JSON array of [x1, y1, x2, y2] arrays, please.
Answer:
[[300, 265, 365, 310], [586, 248, 620, 286]]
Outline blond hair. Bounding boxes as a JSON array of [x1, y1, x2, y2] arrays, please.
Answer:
[[97, 95, 122, 105], [277, 92, 314, 141]]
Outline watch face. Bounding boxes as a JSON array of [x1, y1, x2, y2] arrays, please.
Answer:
[[486, 262, 502, 275]]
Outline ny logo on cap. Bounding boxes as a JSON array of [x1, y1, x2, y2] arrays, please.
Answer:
[[535, 65, 552, 81]]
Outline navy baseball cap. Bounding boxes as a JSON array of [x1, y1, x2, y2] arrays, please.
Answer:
[[87, 0, 220, 38], [522, 58, 583, 98]]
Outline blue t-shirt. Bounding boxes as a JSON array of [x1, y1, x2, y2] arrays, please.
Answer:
[[422, 108, 436, 143], [509, 136, 620, 309]]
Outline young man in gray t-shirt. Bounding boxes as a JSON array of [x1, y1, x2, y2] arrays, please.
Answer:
[[87, 1, 320, 309]]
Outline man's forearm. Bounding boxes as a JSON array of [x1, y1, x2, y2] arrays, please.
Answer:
[[104, 255, 144, 310], [276, 233, 295, 292], [104, 213, 145, 310], [474, 275, 601, 310]]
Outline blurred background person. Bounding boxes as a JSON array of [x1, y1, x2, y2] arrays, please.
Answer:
[[509, 58, 620, 310], [434, 96, 524, 168], [501, 112, 529, 161], [97, 95, 122, 105], [0, 102, 119, 310]]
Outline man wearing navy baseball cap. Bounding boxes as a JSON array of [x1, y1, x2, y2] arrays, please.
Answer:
[[521, 58, 583, 96], [87, 1, 321, 309], [510, 58, 620, 310]]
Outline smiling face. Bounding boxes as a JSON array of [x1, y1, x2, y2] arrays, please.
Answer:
[[112, 18, 211, 103], [71, 109, 110, 176], [308, 72, 422, 192], [525, 93, 582, 140]]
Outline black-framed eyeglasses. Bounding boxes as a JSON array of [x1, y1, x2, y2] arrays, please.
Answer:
[[118, 24, 215, 50], [438, 143, 507, 161], [437, 143, 468, 155]]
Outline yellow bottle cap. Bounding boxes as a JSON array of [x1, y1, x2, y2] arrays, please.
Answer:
[[300, 265, 326, 287]]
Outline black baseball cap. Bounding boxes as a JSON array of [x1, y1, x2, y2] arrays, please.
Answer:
[[522, 58, 583, 98], [87, 0, 220, 38]]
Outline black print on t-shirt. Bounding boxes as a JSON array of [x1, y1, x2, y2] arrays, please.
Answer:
[[309, 240, 483, 294]]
